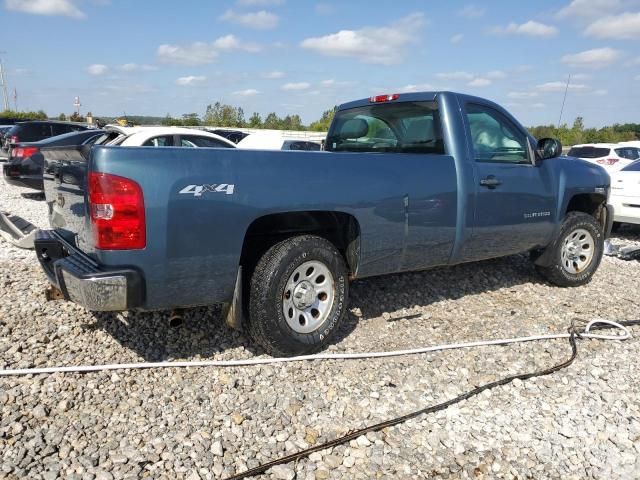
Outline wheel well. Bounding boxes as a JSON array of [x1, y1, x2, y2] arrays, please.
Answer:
[[566, 193, 606, 221], [239, 211, 361, 277]]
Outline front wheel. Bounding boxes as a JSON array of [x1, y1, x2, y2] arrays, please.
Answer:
[[535, 212, 604, 287], [248, 235, 348, 356]]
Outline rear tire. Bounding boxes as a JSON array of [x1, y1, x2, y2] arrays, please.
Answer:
[[248, 235, 348, 356], [535, 212, 604, 287]]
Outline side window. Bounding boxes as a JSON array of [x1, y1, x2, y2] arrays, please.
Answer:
[[143, 135, 174, 147], [181, 136, 233, 148], [51, 124, 70, 136], [465, 104, 530, 164]]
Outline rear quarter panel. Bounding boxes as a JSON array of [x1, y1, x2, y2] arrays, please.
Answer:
[[89, 146, 458, 310]]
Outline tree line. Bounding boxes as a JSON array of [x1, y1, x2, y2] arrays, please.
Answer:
[[3, 107, 639, 144], [161, 103, 337, 132]]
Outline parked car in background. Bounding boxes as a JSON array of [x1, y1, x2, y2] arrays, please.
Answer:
[[115, 127, 237, 148], [567, 143, 640, 171], [610, 159, 640, 227], [237, 131, 321, 151], [1, 121, 88, 158], [3, 130, 104, 190], [207, 129, 249, 144]]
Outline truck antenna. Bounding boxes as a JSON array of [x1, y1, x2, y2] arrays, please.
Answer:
[[557, 74, 571, 129]]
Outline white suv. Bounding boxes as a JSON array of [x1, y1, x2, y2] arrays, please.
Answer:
[[567, 143, 640, 171]]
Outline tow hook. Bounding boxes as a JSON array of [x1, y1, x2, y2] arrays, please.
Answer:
[[45, 285, 64, 301], [169, 309, 184, 328]]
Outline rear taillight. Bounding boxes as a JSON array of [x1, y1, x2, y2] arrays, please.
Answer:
[[13, 146, 39, 159], [88, 172, 146, 250], [597, 158, 619, 166], [369, 93, 400, 103]]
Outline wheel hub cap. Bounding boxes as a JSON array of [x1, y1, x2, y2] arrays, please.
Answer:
[[292, 281, 316, 309], [282, 260, 336, 334], [561, 228, 595, 274]]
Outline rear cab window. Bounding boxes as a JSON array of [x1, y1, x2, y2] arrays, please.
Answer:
[[325, 101, 445, 154]]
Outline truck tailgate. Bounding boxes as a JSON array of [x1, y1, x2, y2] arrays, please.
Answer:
[[41, 144, 92, 247]]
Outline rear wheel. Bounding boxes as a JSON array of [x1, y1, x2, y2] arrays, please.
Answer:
[[248, 235, 348, 356], [535, 212, 604, 287]]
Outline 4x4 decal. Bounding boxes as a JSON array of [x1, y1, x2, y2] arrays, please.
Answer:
[[179, 184, 235, 196]]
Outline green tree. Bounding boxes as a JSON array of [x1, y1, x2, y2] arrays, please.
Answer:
[[248, 112, 262, 128], [58, 113, 67, 121], [161, 114, 182, 126], [309, 107, 336, 132], [263, 112, 281, 129], [181, 113, 201, 126]]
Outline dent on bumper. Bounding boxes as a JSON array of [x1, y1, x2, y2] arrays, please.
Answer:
[[35, 230, 144, 311]]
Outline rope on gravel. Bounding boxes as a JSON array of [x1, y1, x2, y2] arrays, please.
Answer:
[[223, 319, 638, 480]]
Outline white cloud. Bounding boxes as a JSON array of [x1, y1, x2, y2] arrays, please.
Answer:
[[5, 0, 85, 18], [532, 103, 546, 108], [119, 63, 157, 72], [321, 79, 335, 86], [571, 73, 591, 80], [436, 71, 474, 81], [584, 12, 640, 39], [561, 47, 623, 68], [281, 82, 310, 91], [87, 64, 108, 75], [450, 34, 464, 44], [300, 13, 425, 65], [233, 89, 260, 96], [212, 34, 261, 52], [397, 83, 435, 93], [593, 89, 608, 95], [491, 20, 558, 38], [486, 70, 506, 79], [237, 0, 284, 5], [459, 5, 485, 18], [262, 70, 285, 79], [468, 77, 491, 87], [625, 56, 640, 66], [220, 9, 279, 29], [536, 81, 590, 92], [157, 36, 259, 65], [508, 91, 539, 99], [176, 75, 206, 86], [556, 0, 623, 19]]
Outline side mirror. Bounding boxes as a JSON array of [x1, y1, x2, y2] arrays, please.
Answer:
[[536, 138, 562, 160]]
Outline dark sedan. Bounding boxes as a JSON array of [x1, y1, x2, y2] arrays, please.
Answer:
[[3, 129, 104, 190]]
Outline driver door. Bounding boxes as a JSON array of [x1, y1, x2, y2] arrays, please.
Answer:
[[460, 103, 556, 261]]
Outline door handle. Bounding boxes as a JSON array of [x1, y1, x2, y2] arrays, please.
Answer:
[[480, 176, 501, 189]]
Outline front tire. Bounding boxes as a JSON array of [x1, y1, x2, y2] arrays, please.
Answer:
[[248, 235, 348, 356], [535, 211, 604, 287]]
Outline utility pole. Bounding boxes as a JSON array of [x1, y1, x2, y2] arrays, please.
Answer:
[[0, 53, 10, 111], [557, 74, 571, 129], [74, 96, 81, 116]]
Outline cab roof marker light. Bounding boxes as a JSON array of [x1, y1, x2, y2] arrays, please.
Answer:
[[369, 94, 400, 103]]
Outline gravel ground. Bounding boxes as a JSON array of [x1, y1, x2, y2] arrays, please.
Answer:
[[1, 177, 639, 480]]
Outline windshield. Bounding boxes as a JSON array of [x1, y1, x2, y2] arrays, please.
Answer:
[[325, 101, 445, 154]]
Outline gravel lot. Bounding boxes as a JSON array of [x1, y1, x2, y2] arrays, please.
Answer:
[[1, 177, 639, 480]]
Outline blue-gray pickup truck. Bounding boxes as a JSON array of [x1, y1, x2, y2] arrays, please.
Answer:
[[35, 91, 613, 356]]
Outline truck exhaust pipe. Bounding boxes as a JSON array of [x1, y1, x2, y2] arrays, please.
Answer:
[[168, 309, 184, 328]]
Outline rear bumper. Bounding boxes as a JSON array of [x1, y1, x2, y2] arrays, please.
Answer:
[[2, 164, 44, 190], [34, 230, 144, 311]]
